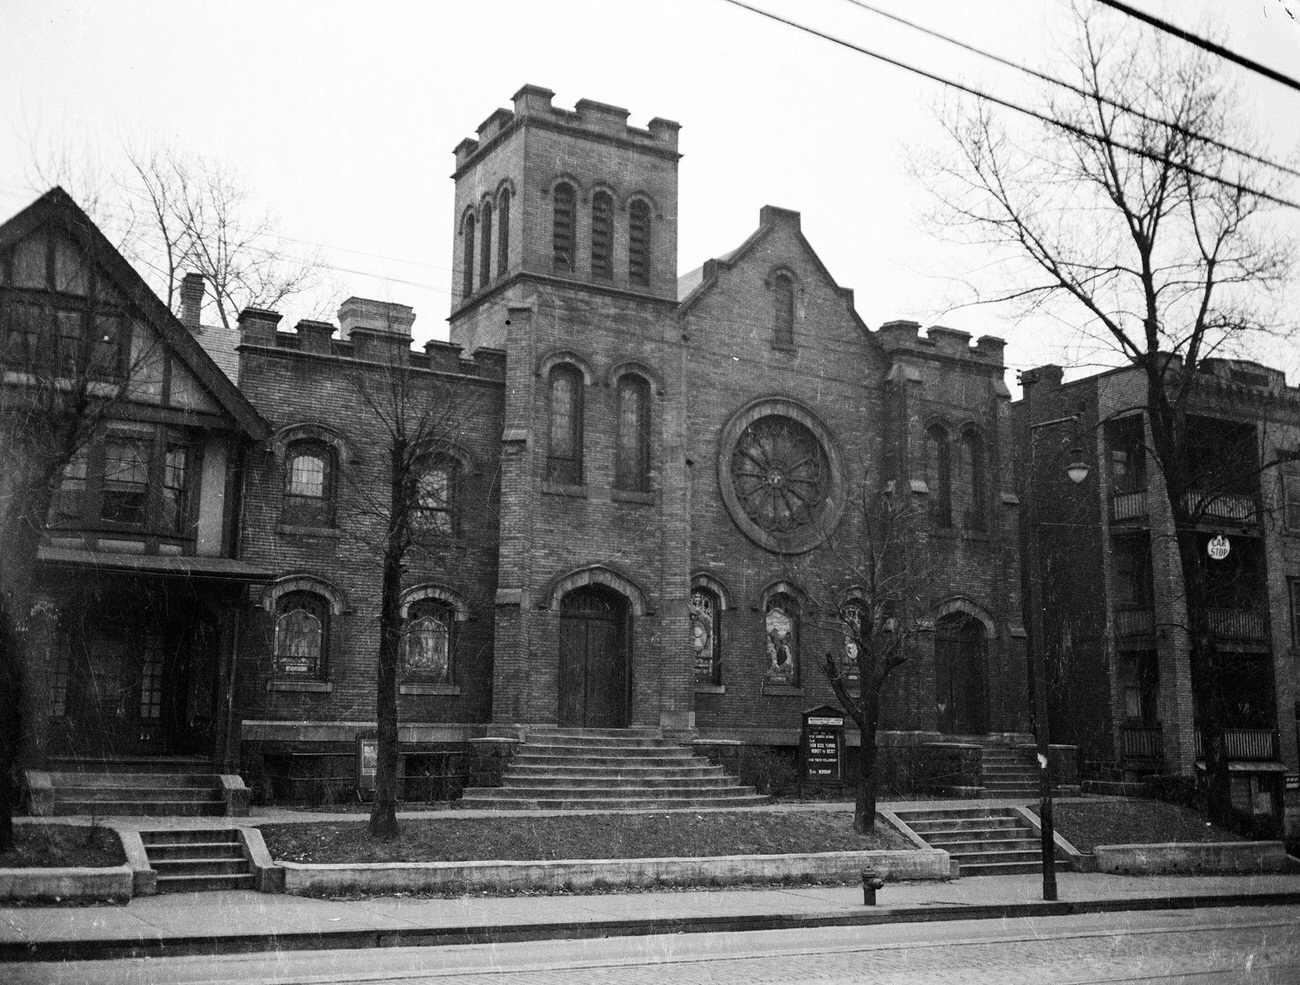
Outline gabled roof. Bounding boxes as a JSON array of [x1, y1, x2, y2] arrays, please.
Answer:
[[675, 205, 876, 349], [0, 187, 270, 441]]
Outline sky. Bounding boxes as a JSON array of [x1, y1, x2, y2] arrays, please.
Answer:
[[3, 0, 1300, 385]]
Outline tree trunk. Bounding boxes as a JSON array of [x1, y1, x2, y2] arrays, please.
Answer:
[[369, 454, 405, 840], [854, 688, 881, 835]]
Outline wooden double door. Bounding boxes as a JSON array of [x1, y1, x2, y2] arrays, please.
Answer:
[[935, 613, 989, 735], [558, 585, 630, 728]]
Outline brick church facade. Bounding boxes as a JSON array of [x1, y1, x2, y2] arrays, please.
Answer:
[[228, 87, 1030, 796]]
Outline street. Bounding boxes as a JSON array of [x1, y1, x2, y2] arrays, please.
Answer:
[[8, 905, 1299, 985]]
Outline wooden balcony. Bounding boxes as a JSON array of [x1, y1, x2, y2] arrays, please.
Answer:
[[1206, 607, 1268, 641], [1181, 490, 1257, 524], [1110, 489, 1148, 521], [1195, 728, 1278, 761], [1122, 723, 1163, 763], [1114, 607, 1154, 637]]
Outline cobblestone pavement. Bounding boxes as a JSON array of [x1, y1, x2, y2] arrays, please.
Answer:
[[10, 906, 1300, 985]]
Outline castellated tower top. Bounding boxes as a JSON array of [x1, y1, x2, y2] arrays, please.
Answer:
[[449, 86, 682, 346]]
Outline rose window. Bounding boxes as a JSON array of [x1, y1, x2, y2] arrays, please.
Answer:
[[729, 416, 829, 533]]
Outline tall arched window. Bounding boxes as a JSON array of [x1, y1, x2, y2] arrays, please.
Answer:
[[497, 187, 510, 275], [479, 201, 493, 288], [628, 198, 651, 286], [926, 425, 952, 528], [764, 592, 799, 687], [961, 430, 986, 531], [773, 272, 795, 348], [274, 590, 329, 678], [546, 365, 583, 484], [414, 455, 459, 536], [590, 191, 613, 280], [690, 587, 722, 685], [462, 212, 476, 298], [284, 439, 336, 527], [553, 182, 576, 273], [615, 374, 651, 491], [402, 598, 454, 683], [840, 599, 867, 690]]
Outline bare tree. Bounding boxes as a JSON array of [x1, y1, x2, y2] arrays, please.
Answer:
[[344, 334, 482, 839], [922, 3, 1295, 826], [795, 488, 930, 835]]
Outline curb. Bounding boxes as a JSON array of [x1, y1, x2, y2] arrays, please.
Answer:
[[6, 890, 1300, 963]]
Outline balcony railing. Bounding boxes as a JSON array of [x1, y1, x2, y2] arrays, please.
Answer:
[[1194, 728, 1278, 761], [1114, 607, 1155, 636], [1122, 723, 1163, 762], [1206, 607, 1268, 641], [1111, 489, 1148, 521], [1182, 490, 1257, 523]]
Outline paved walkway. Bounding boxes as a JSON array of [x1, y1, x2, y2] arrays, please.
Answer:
[[5, 870, 1300, 960]]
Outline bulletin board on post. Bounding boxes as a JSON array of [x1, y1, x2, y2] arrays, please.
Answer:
[[800, 704, 845, 795]]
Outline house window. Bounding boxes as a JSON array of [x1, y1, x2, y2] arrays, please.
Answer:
[[1283, 452, 1300, 531], [764, 592, 799, 687], [591, 191, 614, 280], [1123, 650, 1159, 724], [773, 273, 794, 348], [274, 591, 329, 677], [961, 430, 986, 531], [690, 587, 722, 685], [101, 436, 150, 525], [402, 598, 454, 683], [139, 641, 164, 721], [553, 183, 576, 273], [1113, 535, 1153, 607], [926, 425, 952, 528], [497, 188, 510, 275], [479, 201, 493, 288], [414, 456, 458, 536], [284, 440, 336, 527], [628, 198, 651, 286], [462, 213, 475, 298], [546, 365, 583, 484], [161, 444, 190, 534], [51, 444, 89, 522], [615, 374, 650, 491]]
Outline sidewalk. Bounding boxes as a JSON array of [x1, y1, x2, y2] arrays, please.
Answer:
[[6, 871, 1300, 962]]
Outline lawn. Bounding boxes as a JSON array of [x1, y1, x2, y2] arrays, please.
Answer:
[[1, 824, 125, 868], [260, 810, 911, 864], [1052, 800, 1244, 852]]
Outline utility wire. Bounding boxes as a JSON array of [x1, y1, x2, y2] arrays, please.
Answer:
[[839, 0, 1300, 182], [720, 0, 1300, 211], [1097, 0, 1300, 93]]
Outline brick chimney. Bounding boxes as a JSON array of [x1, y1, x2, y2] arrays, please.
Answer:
[[180, 273, 205, 332]]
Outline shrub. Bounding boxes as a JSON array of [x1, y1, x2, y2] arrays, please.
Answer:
[[734, 746, 798, 796]]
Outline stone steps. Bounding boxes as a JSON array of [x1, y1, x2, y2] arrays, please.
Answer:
[[893, 806, 1069, 877], [458, 728, 769, 810], [26, 762, 248, 817], [139, 828, 256, 893]]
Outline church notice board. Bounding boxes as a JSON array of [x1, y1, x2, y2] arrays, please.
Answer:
[[801, 704, 844, 785]]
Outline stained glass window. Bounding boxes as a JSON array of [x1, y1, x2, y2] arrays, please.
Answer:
[[730, 416, 828, 534], [403, 599, 453, 683], [690, 588, 721, 685], [615, 375, 650, 491], [547, 365, 583, 484], [764, 594, 799, 686], [274, 591, 328, 677]]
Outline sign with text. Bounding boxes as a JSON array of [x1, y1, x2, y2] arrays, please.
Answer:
[[1207, 535, 1231, 561], [801, 705, 844, 784], [356, 735, 378, 792]]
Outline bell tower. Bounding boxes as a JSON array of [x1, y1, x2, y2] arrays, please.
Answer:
[[448, 85, 681, 354]]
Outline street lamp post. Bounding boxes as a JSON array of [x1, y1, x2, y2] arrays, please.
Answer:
[[1020, 372, 1090, 902]]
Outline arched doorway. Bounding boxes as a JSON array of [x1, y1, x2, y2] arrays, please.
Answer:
[[558, 584, 630, 727], [935, 613, 989, 734]]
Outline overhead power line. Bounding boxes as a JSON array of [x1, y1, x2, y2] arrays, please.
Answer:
[[838, 0, 1300, 182], [1097, 0, 1300, 93], [720, 0, 1300, 212]]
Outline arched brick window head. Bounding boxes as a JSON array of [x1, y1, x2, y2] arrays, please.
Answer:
[[615, 375, 651, 491], [547, 365, 584, 484], [462, 213, 476, 298], [591, 191, 613, 280], [773, 273, 795, 348], [479, 201, 493, 289], [628, 199, 651, 286], [553, 183, 576, 273]]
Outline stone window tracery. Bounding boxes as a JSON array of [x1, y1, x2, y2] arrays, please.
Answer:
[[730, 416, 828, 534], [690, 587, 721, 685]]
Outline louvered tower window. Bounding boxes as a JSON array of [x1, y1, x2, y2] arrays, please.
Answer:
[[553, 183, 576, 273], [591, 191, 613, 280], [479, 201, 493, 288], [462, 213, 475, 298]]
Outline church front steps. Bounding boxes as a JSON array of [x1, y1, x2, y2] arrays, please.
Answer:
[[24, 760, 249, 817], [458, 728, 769, 810]]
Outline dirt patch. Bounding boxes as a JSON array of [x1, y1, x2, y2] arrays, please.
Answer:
[[1053, 800, 1245, 853], [1, 824, 126, 868], [261, 810, 910, 864]]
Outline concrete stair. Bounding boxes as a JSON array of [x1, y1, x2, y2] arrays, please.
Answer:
[[29, 758, 238, 816], [458, 728, 770, 810], [980, 745, 1040, 798], [892, 805, 1070, 876], [139, 828, 255, 893]]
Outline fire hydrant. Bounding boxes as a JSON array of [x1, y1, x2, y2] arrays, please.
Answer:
[[862, 866, 884, 906]]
